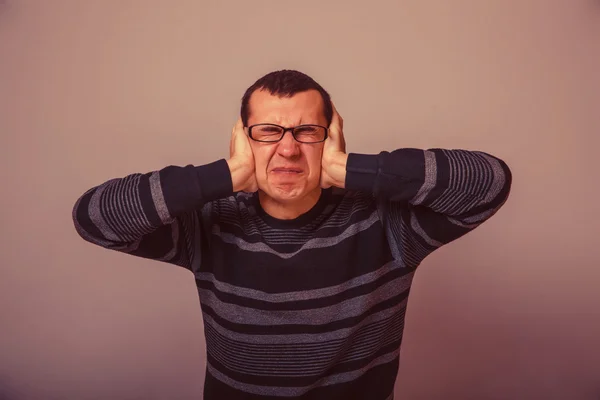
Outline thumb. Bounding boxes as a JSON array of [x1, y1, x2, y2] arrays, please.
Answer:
[[230, 117, 243, 157]]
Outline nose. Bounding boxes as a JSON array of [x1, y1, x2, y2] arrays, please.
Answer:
[[276, 131, 301, 158]]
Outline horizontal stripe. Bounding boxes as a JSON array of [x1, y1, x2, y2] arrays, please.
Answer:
[[411, 149, 435, 205], [198, 271, 412, 327], [89, 180, 121, 242], [211, 210, 379, 258], [204, 309, 404, 361], [149, 170, 171, 224], [201, 296, 408, 344], [202, 227, 396, 293], [200, 290, 408, 335], [196, 262, 412, 311], [204, 309, 405, 362], [204, 312, 405, 376], [217, 194, 373, 235], [196, 259, 406, 303], [207, 337, 403, 384], [206, 347, 400, 396]]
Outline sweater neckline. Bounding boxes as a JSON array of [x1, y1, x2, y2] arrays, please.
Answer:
[[254, 188, 332, 229]]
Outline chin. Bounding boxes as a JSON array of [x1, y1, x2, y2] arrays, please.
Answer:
[[260, 182, 318, 203], [269, 185, 305, 202]]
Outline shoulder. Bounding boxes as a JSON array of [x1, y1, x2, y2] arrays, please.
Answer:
[[325, 187, 381, 218], [330, 187, 375, 205], [203, 192, 257, 218]]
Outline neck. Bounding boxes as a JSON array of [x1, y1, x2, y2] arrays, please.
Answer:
[[258, 188, 322, 220]]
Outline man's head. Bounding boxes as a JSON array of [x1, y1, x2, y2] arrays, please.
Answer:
[[240, 70, 333, 204]]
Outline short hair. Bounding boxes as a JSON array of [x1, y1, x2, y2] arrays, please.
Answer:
[[240, 69, 333, 127]]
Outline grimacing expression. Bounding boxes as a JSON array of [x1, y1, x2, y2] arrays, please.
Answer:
[[246, 89, 327, 202]]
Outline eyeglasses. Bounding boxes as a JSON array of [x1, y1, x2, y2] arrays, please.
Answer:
[[247, 124, 328, 143]]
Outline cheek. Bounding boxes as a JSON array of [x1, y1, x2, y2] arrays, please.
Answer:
[[253, 147, 273, 177], [305, 148, 323, 176]]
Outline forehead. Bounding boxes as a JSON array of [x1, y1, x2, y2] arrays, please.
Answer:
[[247, 89, 325, 125]]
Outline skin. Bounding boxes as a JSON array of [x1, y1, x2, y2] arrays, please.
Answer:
[[227, 89, 348, 220]]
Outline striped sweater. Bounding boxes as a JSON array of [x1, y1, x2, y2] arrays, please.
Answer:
[[72, 148, 512, 400]]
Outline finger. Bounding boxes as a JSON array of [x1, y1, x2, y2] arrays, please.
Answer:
[[330, 101, 343, 129], [231, 118, 242, 156], [233, 117, 243, 134]]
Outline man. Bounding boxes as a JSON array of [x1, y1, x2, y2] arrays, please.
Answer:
[[72, 69, 512, 399]]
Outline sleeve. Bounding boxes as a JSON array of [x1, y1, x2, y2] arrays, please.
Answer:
[[71, 159, 233, 270], [345, 148, 512, 267]]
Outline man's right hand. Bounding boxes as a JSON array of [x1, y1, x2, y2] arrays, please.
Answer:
[[227, 117, 258, 193]]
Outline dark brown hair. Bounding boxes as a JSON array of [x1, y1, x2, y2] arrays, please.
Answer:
[[240, 69, 333, 127]]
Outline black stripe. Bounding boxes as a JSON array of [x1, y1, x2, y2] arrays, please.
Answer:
[[199, 289, 409, 336], [139, 172, 162, 227], [398, 205, 448, 248], [74, 188, 105, 240], [128, 224, 174, 259], [450, 157, 512, 220], [201, 224, 395, 293], [206, 339, 401, 388], [203, 358, 398, 400], [422, 149, 450, 206], [196, 264, 412, 311], [203, 308, 405, 354], [215, 196, 376, 246], [407, 204, 472, 244]]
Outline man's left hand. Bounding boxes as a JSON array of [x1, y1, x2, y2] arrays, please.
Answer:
[[321, 101, 348, 189]]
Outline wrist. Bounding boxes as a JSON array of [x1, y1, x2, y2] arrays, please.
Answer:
[[324, 152, 348, 188], [227, 158, 250, 192]]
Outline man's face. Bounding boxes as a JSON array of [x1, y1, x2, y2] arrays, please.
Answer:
[[246, 89, 327, 203]]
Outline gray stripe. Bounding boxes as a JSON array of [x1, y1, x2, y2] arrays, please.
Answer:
[[106, 175, 150, 241], [218, 193, 374, 243], [196, 258, 405, 302], [206, 348, 400, 397], [218, 202, 372, 244], [202, 296, 409, 345], [72, 189, 115, 248], [149, 171, 171, 224], [430, 150, 464, 213], [199, 274, 412, 326], [207, 320, 403, 376], [411, 150, 436, 205], [462, 208, 499, 224], [430, 150, 501, 216], [446, 216, 480, 229], [88, 181, 120, 242], [204, 311, 405, 370], [110, 237, 142, 252], [479, 152, 506, 204], [410, 213, 442, 247], [212, 210, 380, 259]]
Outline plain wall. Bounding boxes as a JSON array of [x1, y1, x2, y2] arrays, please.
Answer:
[[1, 1, 599, 399]]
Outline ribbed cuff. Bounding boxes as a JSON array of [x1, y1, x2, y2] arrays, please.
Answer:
[[345, 153, 380, 192], [194, 158, 234, 202]]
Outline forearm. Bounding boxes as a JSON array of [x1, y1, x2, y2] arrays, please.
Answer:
[[72, 159, 233, 249], [344, 148, 512, 219]]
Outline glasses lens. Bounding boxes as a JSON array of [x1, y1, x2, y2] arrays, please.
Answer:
[[249, 124, 326, 142], [251, 125, 283, 142], [293, 125, 326, 143]]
